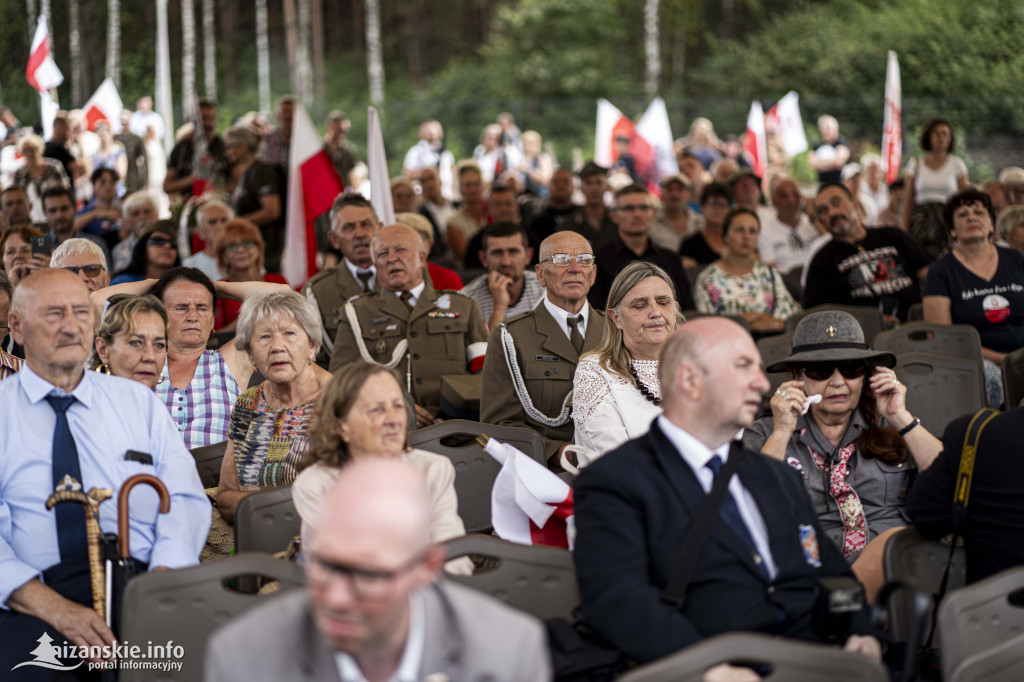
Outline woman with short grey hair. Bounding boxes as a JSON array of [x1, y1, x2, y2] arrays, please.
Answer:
[[216, 290, 333, 523]]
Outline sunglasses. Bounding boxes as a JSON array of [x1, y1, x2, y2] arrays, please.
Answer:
[[63, 264, 105, 277], [799, 360, 871, 381], [147, 237, 177, 248]]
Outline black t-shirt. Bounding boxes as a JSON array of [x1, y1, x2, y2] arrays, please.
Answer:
[[43, 141, 75, 181], [233, 161, 282, 228], [922, 247, 1024, 353], [803, 227, 932, 321], [168, 134, 230, 195], [589, 235, 695, 311], [679, 231, 721, 266]]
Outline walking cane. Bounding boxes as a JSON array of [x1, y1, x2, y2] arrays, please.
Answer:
[[111, 474, 171, 633]]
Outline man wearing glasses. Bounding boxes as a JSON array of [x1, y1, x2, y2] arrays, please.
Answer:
[[482, 231, 607, 466], [590, 184, 694, 310], [50, 238, 110, 293], [206, 459, 550, 682]]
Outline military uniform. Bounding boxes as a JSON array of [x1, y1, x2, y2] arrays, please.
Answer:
[[329, 279, 488, 415], [303, 260, 380, 364], [480, 302, 606, 461]]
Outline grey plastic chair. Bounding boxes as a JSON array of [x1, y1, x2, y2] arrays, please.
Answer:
[[443, 534, 578, 621], [617, 632, 888, 682], [1000, 346, 1024, 409], [937, 566, 1024, 681], [894, 352, 986, 436], [874, 322, 984, 367], [119, 553, 304, 681], [190, 440, 227, 489], [234, 485, 299, 555], [946, 630, 1024, 682], [785, 304, 887, 344], [756, 330, 795, 398], [408, 420, 545, 534], [882, 527, 966, 644]]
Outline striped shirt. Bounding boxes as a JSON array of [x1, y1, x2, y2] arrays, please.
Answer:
[[0, 350, 22, 382], [156, 350, 240, 450], [459, 270, 544, 324]]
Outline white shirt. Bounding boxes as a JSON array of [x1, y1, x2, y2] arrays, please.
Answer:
[[657, 415, 778, 580], [129, 110, 165, 140], [757, 212, 821, 274], [572, 356, 661, 456], [543, 296, 590, 341], [397, 281, 426, 308], [182, 250, 225, 281], [344, 258, 377, 293], [335, 593, 424, 682]]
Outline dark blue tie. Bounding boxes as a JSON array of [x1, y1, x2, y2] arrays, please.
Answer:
[[46, 394, 87, 561], [706, 454, 771, 582]]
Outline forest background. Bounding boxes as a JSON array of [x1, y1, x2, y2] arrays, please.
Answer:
[[1, 0, 1023, 180]]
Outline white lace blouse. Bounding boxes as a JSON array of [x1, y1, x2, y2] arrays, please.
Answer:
[[572, 354, 662, 457]]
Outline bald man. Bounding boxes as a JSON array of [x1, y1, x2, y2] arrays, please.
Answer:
[[573, 318, 883, 670], [206, 459, 550, 682], [329, 224, 488, 426], [481, 231, 607, 464], [0, 270, 208, 674]]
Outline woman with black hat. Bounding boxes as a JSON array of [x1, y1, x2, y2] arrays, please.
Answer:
[[742, 311, 942, 570]]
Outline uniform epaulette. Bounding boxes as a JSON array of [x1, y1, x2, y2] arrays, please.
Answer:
[[347, 291, 375, 303], [502, 309, 535, 326]]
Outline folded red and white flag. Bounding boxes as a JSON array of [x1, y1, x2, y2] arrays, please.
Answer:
[[485, 438, 575, 549]]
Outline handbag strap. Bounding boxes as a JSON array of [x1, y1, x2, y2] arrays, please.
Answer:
[[662, 441, 747, 609]]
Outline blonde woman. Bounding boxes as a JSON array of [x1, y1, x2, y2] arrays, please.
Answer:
[[91, 294, 168, 390]]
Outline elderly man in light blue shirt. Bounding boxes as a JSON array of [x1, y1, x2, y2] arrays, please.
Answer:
[[0, 268, 209, 672]]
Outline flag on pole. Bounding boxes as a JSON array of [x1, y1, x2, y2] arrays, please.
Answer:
[[744, 101, 767, 178], [367, 106, 395, 225], [26, 16, 63, 93], [593, 99, 658, 192], [764, 91, 808, 158], [82, 79, 124, 133], [485, 438, 575, 549], [40, 91, 59, 141], [282, 104, 345, 288], [882, 51, 902, 184], [636, 97, 679, 180]]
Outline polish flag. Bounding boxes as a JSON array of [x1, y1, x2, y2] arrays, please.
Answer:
[[485, 439, 575, 549], [282, 104, 346, 289], [367, 106, 395, 224], [765, 91, 808, 158], [26, 16, 63, 94], [594, 99, 658, 192], [882, 51, 902, 184], [636, 97, 679, 180], [82, 78, 124, 133], [744, 100, 767, 178]]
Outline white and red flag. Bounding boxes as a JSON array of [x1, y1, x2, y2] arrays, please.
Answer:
[[744, 100, 768, 178], [636, 97, 679, 180], [82, 78, 124, 133], [485, 438, 575, 549], [881, 51, 902, 184], [764, 91, 808, 158], [26, 16, 63, 94], [367, 106, 395, 224], [282, 104, 345, 289], [594, 99, 658, 192]]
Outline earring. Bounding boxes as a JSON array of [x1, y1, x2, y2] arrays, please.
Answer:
[[158, 372, 166, 384], [95, 364, 110, 375]]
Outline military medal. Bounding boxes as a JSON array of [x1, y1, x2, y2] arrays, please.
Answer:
[[427, 311, 460, 318], [375, 339, 387, 356]]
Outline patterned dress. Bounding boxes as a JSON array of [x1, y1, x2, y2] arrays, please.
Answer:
[[694, 260, 800, 320], [228, 384, 315, 490]]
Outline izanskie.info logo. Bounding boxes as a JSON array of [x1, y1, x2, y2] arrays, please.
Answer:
[[12, 632, 185, 674]]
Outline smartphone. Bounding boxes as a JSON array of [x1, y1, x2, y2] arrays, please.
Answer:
[[31, 235, 53, 258]]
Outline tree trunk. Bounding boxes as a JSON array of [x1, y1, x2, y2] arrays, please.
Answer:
[[69, 0, 84, 105], [40, 0, 52, 38], [181, 0, 196, 116], [105, 0, 121, 89], [256, 0, 271, 115], [221, 0, 237, 91], [644, 0, 660, 99], [365, 0, 385, 105], [26, 0, 36, 38], [311, 0, 325, 103], [156, 0, 174, 152], [351, 0, 364, 68], [404, 0, 422, 86], [202, 0, 216, 100], [282, 0, 299, 100], [296, 0, 313, 107]]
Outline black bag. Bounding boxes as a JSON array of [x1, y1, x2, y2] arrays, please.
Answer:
[[546, 617, 630, 682]]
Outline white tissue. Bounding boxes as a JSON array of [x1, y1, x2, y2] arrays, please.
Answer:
[[802, 394, 822, 415]]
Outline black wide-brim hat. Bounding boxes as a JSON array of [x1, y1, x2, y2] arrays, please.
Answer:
[[765, 310, 897, 373]]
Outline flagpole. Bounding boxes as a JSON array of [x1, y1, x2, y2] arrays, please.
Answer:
[[155, 0, 174, 154]]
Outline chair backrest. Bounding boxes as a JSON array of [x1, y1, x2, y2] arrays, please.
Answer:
[[756, 331, 795, 398], [895, 352, 986, 436], [119, 553, 304, 682], [407, 420, 545, 534], [947, 630, 1024, 682], [1000, 347, 1024, 410], [874, 322, 984, 366], [882, 527, 966, 644], [190, 440, 228, 489], [443, 535, 579, 621], [617, 632, 888, 682], [234, 485, 299, 555], [938, 566, 1024, 681], [785, 304, 887, 344], [907, 302, 924, 321]]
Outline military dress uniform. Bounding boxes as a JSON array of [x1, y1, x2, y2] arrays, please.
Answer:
[[303, 261, 381, 364], [480, 302, 606, 461], [329, 279, 488, 415]]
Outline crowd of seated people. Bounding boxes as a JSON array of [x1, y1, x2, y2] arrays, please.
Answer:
[[5, 105, 1024, 680]]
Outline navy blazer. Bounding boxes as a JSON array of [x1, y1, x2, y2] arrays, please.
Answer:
[[573, 419, 856, 664]]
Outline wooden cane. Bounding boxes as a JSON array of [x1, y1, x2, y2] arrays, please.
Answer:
[[117, 474, 171, 560], [45, 486, 114, 622]]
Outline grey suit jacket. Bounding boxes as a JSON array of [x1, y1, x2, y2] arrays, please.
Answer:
[[204, 580, 552, 682]]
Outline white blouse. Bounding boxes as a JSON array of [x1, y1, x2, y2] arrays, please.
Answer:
[[572, 355, 662, 457]]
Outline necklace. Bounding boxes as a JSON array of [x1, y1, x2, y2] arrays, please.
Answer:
[[628, 363, 661, 406]]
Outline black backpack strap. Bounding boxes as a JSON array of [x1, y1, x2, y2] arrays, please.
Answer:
[[661, 441, 747, 609]]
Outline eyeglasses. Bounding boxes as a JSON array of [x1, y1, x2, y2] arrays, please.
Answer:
[[541, 253, 596, 267], [304, 551, 425, 601], [63, 264, 106, 277], [224, 240, 258, 253], [799, 361, 871, 381], [147, 237, 177, 248]]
